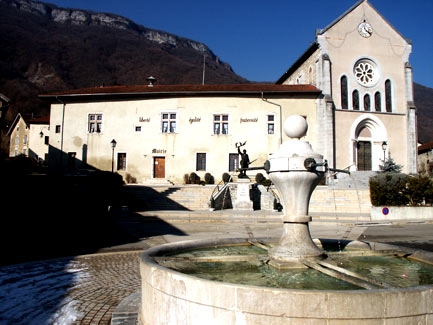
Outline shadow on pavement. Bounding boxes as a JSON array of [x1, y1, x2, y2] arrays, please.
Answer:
[[0, 173, 187, 266]]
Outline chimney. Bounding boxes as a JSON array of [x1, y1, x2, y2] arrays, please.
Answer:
[[146, 76, 157, 87]]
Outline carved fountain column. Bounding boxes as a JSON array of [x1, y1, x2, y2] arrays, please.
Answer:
[[267, 115, 327, 269]]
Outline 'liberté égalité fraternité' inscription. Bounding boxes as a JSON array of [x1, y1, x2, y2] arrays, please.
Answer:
[[189, 117, 201, 124], [240, 118, 258, 123]]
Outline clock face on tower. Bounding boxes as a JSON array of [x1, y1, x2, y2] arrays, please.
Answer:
[[358, 22, 373, 38]]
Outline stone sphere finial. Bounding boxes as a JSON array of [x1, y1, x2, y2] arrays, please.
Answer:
[[284, 115, 308, 139]]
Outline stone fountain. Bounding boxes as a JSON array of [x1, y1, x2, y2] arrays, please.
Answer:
[[138, 115, 433, 324], [265, 114, 327, 269]]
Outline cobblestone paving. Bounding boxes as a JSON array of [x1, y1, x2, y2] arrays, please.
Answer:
[[0, 251, 142, 324]]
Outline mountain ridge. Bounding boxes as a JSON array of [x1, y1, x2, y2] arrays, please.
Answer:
[[0, 0, 249, 123], [2, 0, 220, 61]]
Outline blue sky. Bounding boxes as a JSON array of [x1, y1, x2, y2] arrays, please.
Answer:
[[45, 0, 433, 88]]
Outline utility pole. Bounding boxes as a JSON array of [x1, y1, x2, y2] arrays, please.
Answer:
[[202, 52, 206, 85]]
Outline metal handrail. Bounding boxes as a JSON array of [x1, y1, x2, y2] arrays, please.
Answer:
[[208, 173, 235, 209]]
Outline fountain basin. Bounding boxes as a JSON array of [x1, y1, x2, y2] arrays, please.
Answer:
[[140, 237, 433, 324]]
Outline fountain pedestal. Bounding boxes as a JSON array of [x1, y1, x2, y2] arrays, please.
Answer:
[[268, 171, 325, 268], [266, 115, 326, 269]]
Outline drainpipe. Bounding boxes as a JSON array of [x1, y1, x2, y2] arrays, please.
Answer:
[[55, 96, 66, 173], [261, 92, 283, 144]]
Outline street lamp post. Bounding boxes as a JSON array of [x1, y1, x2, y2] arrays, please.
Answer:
[[111, 139, 117, 172], [382, 141, 387, 162]]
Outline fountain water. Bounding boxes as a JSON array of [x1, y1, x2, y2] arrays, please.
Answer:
[[139, 115, 433, 324]]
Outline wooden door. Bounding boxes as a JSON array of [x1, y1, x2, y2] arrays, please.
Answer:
[[153, 157, 165, 178], [357, 141, 371, 171]]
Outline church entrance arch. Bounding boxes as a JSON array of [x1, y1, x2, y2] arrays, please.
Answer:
[[350, 114, 387, 172]]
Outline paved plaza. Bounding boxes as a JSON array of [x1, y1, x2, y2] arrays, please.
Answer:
[[1, 211, 433, 324]]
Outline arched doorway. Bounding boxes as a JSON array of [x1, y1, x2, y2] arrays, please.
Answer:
[[350, 114, 387, 172]]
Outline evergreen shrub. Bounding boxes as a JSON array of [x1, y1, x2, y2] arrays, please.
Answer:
[[222, 172, 231, 183], [369, 173, 433, 206], [204, 172, 215, 184], [255, 173, 265, 184], [189, 172, 200, 184], [183, 173, 190, 184], [406, 175, 433, 206]]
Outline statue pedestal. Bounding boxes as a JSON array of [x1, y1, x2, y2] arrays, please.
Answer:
[[233, 178, 253, 210]]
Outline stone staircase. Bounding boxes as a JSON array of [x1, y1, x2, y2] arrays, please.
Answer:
[[310, 187, 371, 222], [122, 172, 374, 222], [122, 184, 214, 211], [326, 171, 377, 189]]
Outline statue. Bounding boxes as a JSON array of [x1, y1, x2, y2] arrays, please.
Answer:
[[236, 141, 250, 178]]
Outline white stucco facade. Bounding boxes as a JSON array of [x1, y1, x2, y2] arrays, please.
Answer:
[[45, 86, 319, 184]]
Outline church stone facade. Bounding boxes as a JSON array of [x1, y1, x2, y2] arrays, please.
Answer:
[[277, 0, 417, 174]]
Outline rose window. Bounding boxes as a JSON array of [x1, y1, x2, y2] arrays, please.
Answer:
[[353, 59, 378, 87]]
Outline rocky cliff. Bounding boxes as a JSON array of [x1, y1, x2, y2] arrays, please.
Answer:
[[0, 0, 248, 126], [1, 0, 230, 70]]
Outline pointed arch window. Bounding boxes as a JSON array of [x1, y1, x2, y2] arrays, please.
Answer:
[[340, 76, 348, 109], [374, 92, 381, 111], [363, 94, 371, 111], [352, 90, 360, 110], [385, 79, 392, 112]]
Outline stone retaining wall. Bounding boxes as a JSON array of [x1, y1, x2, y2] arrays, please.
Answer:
[[371, 206, 433, 221]]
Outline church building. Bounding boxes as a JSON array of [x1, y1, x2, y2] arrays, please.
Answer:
[[40, 0, 417, 184], [276, 0, 417, 175]]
